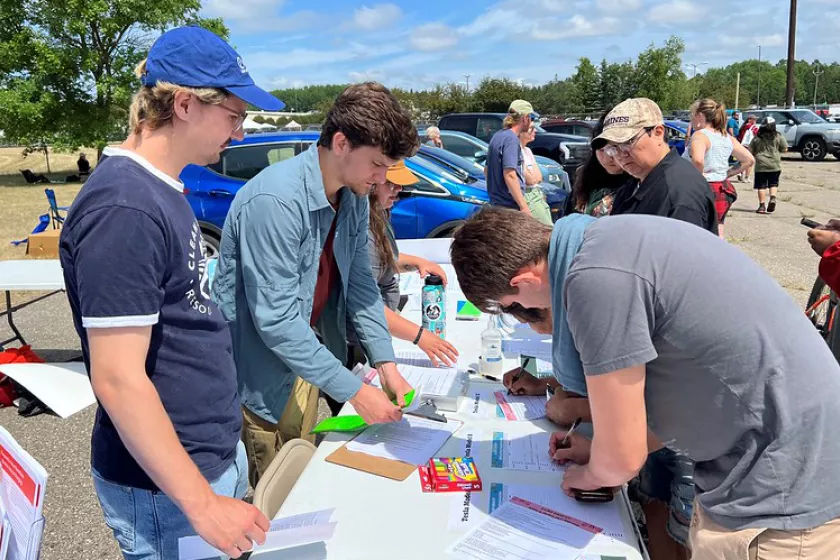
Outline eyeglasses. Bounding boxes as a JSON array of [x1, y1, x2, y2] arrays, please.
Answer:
[[602, 127, 655, 158], [215, 103, 247, 133]]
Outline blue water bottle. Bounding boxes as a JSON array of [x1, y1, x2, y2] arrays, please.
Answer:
[[421, 274, 446, 339]]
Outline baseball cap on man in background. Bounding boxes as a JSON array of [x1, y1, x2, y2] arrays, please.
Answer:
[[508, 99, 540, 121]]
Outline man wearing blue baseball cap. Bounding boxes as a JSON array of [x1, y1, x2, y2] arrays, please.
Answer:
[[59, 26, 281, 559]]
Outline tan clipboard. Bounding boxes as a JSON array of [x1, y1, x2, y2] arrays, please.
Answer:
[[325, 443, 418, 481]]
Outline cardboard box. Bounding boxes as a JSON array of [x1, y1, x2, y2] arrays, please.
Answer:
[[27, 229, 61, 259]]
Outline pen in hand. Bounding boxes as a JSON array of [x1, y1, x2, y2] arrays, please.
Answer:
[[508, 357, 531, 395], [559, 417, 583, 449]]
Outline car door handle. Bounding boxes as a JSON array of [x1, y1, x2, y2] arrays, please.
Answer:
[[208, 189, 234, 197]]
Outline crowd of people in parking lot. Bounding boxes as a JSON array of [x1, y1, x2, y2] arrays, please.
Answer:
[[57, 24, 840, 560]]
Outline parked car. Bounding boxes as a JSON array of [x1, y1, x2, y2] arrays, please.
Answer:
[[541, 119, 595, 137], [417, 145, 568, 221], [664, 120, 688, 155], [437, 112, 591, 174], [434, 130, 572, 193], [180, 131, 490, 256], [744, 108, 840, 161]]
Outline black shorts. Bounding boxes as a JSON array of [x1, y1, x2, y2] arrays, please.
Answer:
[[754, 171, 781, 190]]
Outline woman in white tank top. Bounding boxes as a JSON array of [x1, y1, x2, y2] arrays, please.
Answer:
[[685, 99, 755, 238]]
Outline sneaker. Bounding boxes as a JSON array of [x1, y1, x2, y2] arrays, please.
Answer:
[[767, 197, 777, 213], [737, 174, 744, 182], [756, 204, 767, 214]]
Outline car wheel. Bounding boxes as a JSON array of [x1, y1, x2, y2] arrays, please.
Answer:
[[834, 152, 840, 161], [201, 229, 221, 259], [801, 137, 827, 162]]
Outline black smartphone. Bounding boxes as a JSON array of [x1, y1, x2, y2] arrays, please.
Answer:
[[801, 218, 823, 229], [573, 487, 615, 503]]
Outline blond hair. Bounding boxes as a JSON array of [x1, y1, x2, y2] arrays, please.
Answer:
[[690, 98, 728, 135], [128, 59, 228, 134], [503, 113, 526, 129]]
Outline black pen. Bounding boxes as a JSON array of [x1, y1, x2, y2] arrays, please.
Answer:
[[508, 357, 532, 394], [559, 417, 583, 449]]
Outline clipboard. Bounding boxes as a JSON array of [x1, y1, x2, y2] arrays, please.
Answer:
[[325, 444, 417, 481]]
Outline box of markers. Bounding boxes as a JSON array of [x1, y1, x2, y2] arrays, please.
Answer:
[[419, 457, 483, 493]]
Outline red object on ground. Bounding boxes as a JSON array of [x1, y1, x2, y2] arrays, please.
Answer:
[[0, 345, 45, 407], [819, 240, 840, 295]]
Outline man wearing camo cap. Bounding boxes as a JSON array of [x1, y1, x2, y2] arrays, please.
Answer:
[[594, 98, 717, 235]]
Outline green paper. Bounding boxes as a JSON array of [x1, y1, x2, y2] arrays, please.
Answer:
[[310, 389, 417, 434], [456, 300, 482, 320]]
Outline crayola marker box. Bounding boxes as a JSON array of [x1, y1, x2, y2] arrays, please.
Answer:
[[419, 457, 483, 493]]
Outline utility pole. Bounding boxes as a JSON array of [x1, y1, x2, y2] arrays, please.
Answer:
[[813, 64, 824, 111], [463, 73, 471, 93], [735, 72, 741, 110], [757, 45, 762, 108], [785, 0, 798, 107]]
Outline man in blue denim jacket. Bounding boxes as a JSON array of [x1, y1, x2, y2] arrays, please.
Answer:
[[212, 83, 418, 484]]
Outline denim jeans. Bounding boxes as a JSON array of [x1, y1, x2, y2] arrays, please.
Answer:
[[92, 440, 248, 560]]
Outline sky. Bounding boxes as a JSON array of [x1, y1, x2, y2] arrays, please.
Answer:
[[201, 0, 840, 92]]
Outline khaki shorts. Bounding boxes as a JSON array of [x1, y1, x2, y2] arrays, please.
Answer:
[[241, 376, 319, 487], [689, 501, 840, 560]]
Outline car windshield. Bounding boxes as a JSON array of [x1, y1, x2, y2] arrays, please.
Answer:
[[789, 110, 826, 124], [409, 155, 465, 185]]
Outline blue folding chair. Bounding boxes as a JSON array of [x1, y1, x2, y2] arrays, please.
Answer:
[[45, 188, 69, 229]]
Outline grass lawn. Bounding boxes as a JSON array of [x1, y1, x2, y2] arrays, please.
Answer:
[[0, 147, 94, 261]]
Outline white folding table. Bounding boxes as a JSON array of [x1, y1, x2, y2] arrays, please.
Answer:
[[274, 264, 648, 559], [0, 260, 65, 348]]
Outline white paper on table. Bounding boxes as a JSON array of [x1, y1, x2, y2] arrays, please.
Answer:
[[494, 391, 547, 421], [446, 429, 486, 531], [491, 431, 563, 472], [0, 426, 48, 560], [364, 362, 463, 398], [0, 363, 94, 419], [459, 386, 499, 419], [178, 509, 336, 560], [446, 497, 599, 560], [345, 415, 462, 466], [398, 272, 423, 296], [0, 498, 10, 560]]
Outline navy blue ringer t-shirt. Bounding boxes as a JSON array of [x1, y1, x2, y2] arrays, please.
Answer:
[[59, 147, 241, 490]]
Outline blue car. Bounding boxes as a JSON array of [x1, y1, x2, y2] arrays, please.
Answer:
[[180, 131, 489, 256], [664, 120, 688, 155], [417, 145, 568, 222]]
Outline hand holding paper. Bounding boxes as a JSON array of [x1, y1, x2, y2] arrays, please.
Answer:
[[184, 494, 269, 558], [349, 383, 403, 424], [377, 362, 413, 407]]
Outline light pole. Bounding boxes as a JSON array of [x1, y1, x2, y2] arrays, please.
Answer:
[[463, 73, 471, 93], [686, 62, 709, 98], [813, 64, 824, 111], [757, 45, 762, 108]]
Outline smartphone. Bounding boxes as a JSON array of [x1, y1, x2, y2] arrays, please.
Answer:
[[573, 487, 615, 503], [801, 218, 823, 229]]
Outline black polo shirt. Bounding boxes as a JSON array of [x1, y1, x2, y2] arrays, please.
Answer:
[[611, 148, 718, 234]]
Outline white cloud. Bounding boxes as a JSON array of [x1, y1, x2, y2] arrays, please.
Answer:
[[595, 0, 642, 14], [532, 15, 623, 40], [203, 0, 284, 21], [647, 0, 700, 24], [409, 23, 458, 52], [457, 6, 531, 37], [720, 33, 785, 48], [247, 42, 405, 74], [352, 4, 403, 31]]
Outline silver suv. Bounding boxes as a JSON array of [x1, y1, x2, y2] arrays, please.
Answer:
[[745, 109, 840, 161]]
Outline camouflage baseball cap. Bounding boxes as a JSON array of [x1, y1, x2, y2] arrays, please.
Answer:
[[592, 98, 663, 148]]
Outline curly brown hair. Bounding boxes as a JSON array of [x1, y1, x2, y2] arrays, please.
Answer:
[[318, 82, 419, 160], [450, 207, 552, 313]]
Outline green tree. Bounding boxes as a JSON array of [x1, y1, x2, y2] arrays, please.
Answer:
[[470, 78, 527, 113], [596, 60, 637, 113], [0, 0, 227, 156], [570, 57, 600, 114], [252, 115, 266, 124], [634, 36, 688, 110]]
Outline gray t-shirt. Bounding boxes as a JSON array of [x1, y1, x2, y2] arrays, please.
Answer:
[[563, 214, 840, 531], [486, 128, 524, 209]]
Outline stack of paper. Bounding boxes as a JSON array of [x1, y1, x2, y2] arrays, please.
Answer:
[[346, 415, 462, 466], [446, 497, 601, 560], [357, 361, 467, 411], [178, 509, 337, 560], [0, 426, 48, 560]]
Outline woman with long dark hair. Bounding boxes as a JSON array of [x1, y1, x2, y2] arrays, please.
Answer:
[[565, 107, 633, 217], [749, 117, 789, 214]]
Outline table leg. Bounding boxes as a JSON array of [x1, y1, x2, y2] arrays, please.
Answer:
[[2, 290, 26, 347]]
